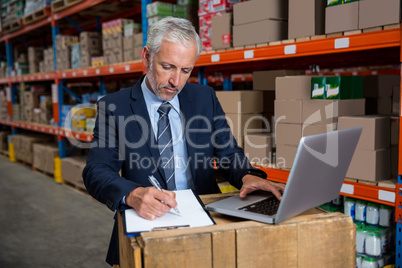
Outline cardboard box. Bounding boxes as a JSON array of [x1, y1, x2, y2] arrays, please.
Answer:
[[346, 148, 390, 181], [233, 0, 288, 25], [391, 117, 399, 146], [275, 123, 302, 146], [233, 19, 287, 47], [110, 32, 124, 49], [276, 145, 298, 169], [216, 91, 263, 114], [302, 99, 365, 124], [61, 156, 87, 186], [253, 70, 304, 91], [80, 31, 102, 51], [244, 134, 273, 165], [33, 143, 59, 174], [325, 2, 359, 34], [211, 13, 232, 50], [274, 100, 303, 124], [338, 116, 390, 150], [288, 0, 326, 39], [359, 0, 401, 29], [392, 85, 400, 114], [22, 91, 41, 108], [391, 145, 398, 178], [275, 75, 311, 100], [225, 113, 263, 137], [303, 123, 337, 137], [363, 75, 400, 98], [123, 35, 135, 62]]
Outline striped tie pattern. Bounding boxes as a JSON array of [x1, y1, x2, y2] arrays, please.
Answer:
[[157, 102, 176, 190]]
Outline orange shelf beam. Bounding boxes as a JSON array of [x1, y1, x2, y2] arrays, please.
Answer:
[[196, 29, 400, 67], [0, 17, 52, 43]]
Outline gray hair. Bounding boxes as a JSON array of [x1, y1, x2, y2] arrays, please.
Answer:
[[146, 17, 202, 59]]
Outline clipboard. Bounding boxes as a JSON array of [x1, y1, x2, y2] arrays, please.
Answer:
[[122, 189, 215, 236]]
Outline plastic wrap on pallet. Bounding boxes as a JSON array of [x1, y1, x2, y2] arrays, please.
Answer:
[[24, 0, 49, 17]]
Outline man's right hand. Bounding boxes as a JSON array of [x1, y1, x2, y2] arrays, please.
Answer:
[[125, 187, 178, 220]]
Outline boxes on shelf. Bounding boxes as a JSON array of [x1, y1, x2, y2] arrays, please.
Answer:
[[276, 144, 298, 169], [12, 104, 21, 121], [146, 1, 173, 18], [288, 0, 326, 39], [216, 91, 263, 114], [80, 31, 102, 68], [91, 56, 105, 67], [253, 70, 304, 91], [33, 143, 59, 174], [211, 13, 232, 50], [61, 155, 87, 187], [244, 133, 273, 165], [40, 95, 52, 125], [10, 134, 53, 164], [232, 0, 288, 47], [24, 0, 48, 17], [363, 75, 400, 98], [123, 32, 143, 62], [339, 116, 391, 182], [325, 1, 359, 34], [124, 22, 141, 37], [32, 108, 41, 123], [22, 91, 40, 108], [359, 0, 401, 29], [28, 46, 44, 74], [71, 43, 81, 69], [275, 75, 311, 99]]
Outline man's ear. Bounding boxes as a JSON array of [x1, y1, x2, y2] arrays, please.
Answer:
[[141, 46, 151, 69]]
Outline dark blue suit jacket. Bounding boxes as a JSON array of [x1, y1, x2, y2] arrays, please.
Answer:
[[83, 76, 252, 265]]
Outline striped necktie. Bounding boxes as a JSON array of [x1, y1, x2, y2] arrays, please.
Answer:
[[157, 102, 176, 190]]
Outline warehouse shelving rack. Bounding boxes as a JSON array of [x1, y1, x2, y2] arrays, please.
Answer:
[[0, 1, 400, 265]]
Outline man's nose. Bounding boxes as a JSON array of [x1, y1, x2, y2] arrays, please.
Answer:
[[169, 71, 180, 87]]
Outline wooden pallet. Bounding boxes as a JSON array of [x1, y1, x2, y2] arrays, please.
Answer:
[[23, 7, 50, 26], [0, 149, 8, 157], [51, 0, 83, 13], [2, 19, 23, 33], [201, 23, 401, 54]]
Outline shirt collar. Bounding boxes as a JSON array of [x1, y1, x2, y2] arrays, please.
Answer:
[[141, 76, 180, 114]]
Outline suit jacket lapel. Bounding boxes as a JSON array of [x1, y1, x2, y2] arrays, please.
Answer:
[[178, 85, 197, 181], [130, 77, 166, 187]]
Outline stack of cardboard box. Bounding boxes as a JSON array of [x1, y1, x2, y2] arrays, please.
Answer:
[[80, 32, 102, 68], [40, 47, 55, 73], [233, 0, 288, 47], [364, 75, 400, 115], [326, 0, 401, 34], [211, 12, 232, 50], [33, 143, 59, 174], [275, 75, 365, 169], [339, 116, 390, 182], [12, 104, 21, 121], [10, 134, 53, 164], [123, 23, 142, 62], [56, 35, 79, 70], [28, 47, 43, 74], [61, 155, 88, 187], [22, 91, 40, 122], [0, 92, 7, 119], [199, 0, 244, 51], [39, 95, 52, 125], [102, 19, 133, 65], [216, 90, 263, 148]]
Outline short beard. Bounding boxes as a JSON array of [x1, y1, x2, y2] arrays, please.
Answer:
[[147, 61, 180, 102]]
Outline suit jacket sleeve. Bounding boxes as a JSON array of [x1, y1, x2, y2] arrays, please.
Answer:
[[82, 97, 141, 212]]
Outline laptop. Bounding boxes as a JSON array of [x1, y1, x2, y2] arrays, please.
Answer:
[[205, 127, 362, 224]]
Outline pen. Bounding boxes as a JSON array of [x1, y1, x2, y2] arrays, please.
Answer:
[[148, 175, 181, 216]]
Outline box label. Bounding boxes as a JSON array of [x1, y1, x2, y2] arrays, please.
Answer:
[[335, 38, 350, 49], [222, 34, 231, 45], [284, 45, 296, 55]]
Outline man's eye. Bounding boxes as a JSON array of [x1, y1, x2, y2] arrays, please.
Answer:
[[182, 69, 190, 74], [162, 65, 171, 70]]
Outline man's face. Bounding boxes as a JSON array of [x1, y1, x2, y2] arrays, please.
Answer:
[[142, 40, 198, 101]]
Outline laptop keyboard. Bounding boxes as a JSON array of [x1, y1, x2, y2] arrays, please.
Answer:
[[238, 196, 280, 216]]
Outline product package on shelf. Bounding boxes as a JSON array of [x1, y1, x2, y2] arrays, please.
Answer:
[[80, 31, 102, 68], [28, 46, 44, 74], [56, 35, 79, 70], [24, 0, 48, 18]]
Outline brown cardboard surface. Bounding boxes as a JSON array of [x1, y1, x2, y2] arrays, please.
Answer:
[[225, 113, 263, 137], [391, 116, 399, 145], [123, 35, 135, 62], [33, 143, 59, 174], [216, 91, 263, 114], [253, 70, 304, 91], [244, 133, 273, 165], [61, 156, 87, 184], [346, 148, 390, 181], [275, 123, 302, 146], [212, 13, 232, 50], [274, 100, 303, 124], [302, 99, 365, 125], [80, 31, 102, 51], [276, 145, 298, 169], [288, 0, 326, 39], [359, 0, 401, 29], [275, 76, 311, 100], [325, 2, 359, 34], [233, 20, 288, 47], [233, 0, 288, 25], [338, 116, 390, 150]]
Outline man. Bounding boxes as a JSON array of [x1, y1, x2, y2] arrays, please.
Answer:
[[83, 17, 285, 266]]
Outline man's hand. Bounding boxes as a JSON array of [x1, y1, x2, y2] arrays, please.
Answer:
[[125, 187, 178, 220], [239, 174, 286, 200]]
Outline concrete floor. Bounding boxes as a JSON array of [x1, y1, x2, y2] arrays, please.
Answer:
[[0, 155, 114, 268]]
